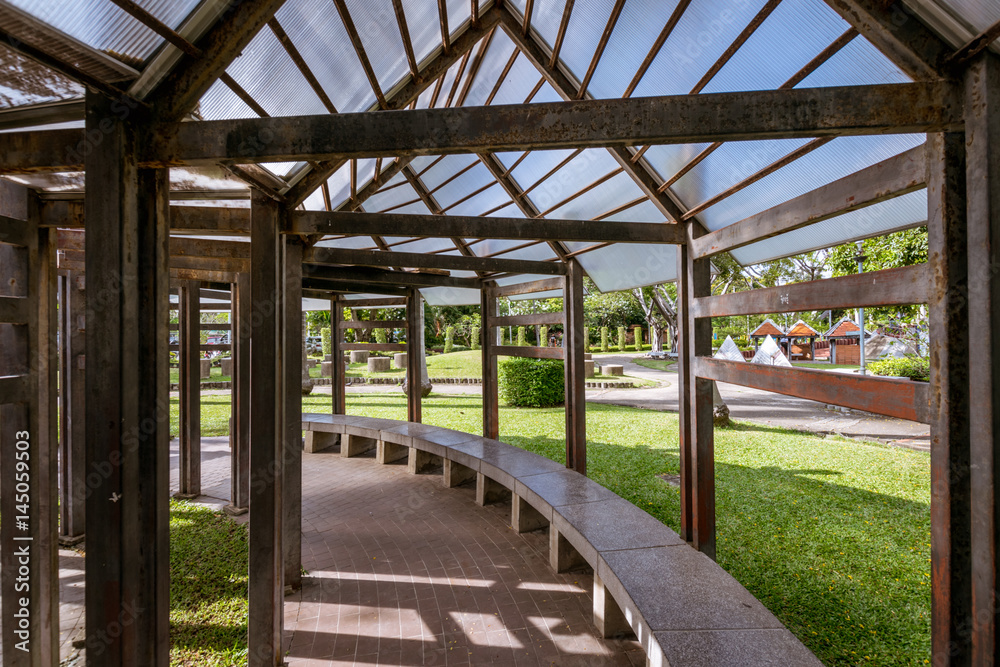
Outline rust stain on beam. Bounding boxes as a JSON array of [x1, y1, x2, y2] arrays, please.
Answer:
[[694, 357, 930, 423]]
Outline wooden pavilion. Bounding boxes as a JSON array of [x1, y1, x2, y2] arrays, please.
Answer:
[[0, 0, 996, 664], [749, 319, 786, 350], [824, 316, 870, 364], [786, 319, 821, 361]]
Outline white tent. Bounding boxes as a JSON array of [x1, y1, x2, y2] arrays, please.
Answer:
[[750, 335, 792, 367], [714, 336, 746, 362]]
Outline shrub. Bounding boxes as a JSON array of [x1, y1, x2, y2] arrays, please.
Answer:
[[867, 356, 930, 382], [539, 326, 548, 347], [443, 326, 455, 354], [633, 326, 643, 351], [320, 328, 331, 357], [374, 327, 387, 345], [498, 358, 565, 407], [617, 326, 626, 352], [584, 326, 590, 352], [517, 326, 527, 346], [471, 326, 480, 350], [601, 327, 610, 352], [500, 328, 507, 346]]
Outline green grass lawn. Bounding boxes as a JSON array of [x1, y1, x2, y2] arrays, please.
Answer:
[[172, 393, 930, 666], [793, 362, 862, 371], [170, 500, 249, 666], [633, 358, 676, 372]]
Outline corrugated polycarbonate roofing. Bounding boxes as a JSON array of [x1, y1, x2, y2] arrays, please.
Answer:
[[3, 0, 975, 294]]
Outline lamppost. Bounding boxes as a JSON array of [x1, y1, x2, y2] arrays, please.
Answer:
[[855, 240, 867, 375]]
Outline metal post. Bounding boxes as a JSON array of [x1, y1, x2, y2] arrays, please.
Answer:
[[855, 240, 867, 374], [83, 90, 170, 665], [248, 189, 284, 667]]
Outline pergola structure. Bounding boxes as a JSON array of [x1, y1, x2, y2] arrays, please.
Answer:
[[0, 0, 996, 664], [786, 319, 821, 360]]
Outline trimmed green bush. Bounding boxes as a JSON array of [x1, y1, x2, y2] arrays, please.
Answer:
[[601, 326, 610, 352], [617, 326, 626, 352], [584, 326, 590, 352], [867, 356, 930, 382], [633, 326, 643, 352], [517, 326, 527, 346], [320, 327, 331, 357], [500, 328, 507, 346], [443, 326, 455, 354], [498, 358, 565, 407], [374, 327, 387, 345], [539, 326, 549, 347], [471, 326, 480, 350]]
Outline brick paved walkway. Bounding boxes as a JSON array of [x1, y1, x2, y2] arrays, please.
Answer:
[[13, 435, 644, 665], [287, 448, 643, 665]]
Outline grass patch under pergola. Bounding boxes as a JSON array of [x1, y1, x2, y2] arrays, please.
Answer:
[[169, 393, 929, 666]]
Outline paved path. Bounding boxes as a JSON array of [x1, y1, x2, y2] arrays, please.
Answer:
[[37, 437, 644, 666]]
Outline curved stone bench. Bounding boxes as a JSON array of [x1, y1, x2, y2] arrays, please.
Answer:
[[302, 413, 822, 667]]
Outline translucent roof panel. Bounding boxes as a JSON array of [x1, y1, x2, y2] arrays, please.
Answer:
[[0, 45, 83, 109], [731, 189, 928, 265], [547, 171, 644, 220], [458, 31, 517, 107], [400, 0, 446, 66], [344, 0, 410, 97], [573, 243, 679, 291], [225, 27, 330, 118], [695, 135, 925, 231], [903, 0, 1000, 53], [381, 237, 458, 254], [6, 0, 201, 64], [796, 35, 911, 87], [314, 236, 377, 250], [275, 0, 377, 113], [364, 181, 433, 215], [198, 78, 260, 121], [631, 0, 772, 98], [699, 0, 851, 94], [421, 286, 481, 306]]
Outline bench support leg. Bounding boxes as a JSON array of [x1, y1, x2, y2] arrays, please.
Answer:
[[304, 430, 339, 454], [444, 459, 476, 487], [377, 440, 408, 464], [549, 527, 588, 573], [408, 448, 440, 474], [512, 494, 548, 533], [343, 434, 376, 457], [476, 472, 510, 506], [594, 574, 634, 639]]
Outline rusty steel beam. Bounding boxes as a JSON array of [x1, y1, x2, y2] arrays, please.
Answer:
[[692, 264, 931, 318], [821, 0, 951, 79], [302, 264, 480, 289], [493, 277, 564, 297], [494, 345, 565, 360], [694, 357, 931, 423], [691, 145, 927, 258], [1, 82, 961, 173], [304, 246, 565, 275], [288, 209, 686, 244]]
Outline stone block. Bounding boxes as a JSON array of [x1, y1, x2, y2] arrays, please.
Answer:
[[350, 350, 369, 364], [476, 472, 510, 506], [603, 364, 624, 376], [594, 574, 634, 639], [584, 353, 592, 360], [393, 352, 408, 369], [550, 526, 589, 573], [321, 361, 332, 377], [444, 459, 476, 488], [368, 356, 391, 372], [585, 360, 595, 377], [220, 357, 233, 377], [304, 431, 339, 454], [343, 433, 376, 457], [377, 440, 408, 464], [512, 494, 549, 534], [200, 359, 211, 379], [408, 448, 440, 474]]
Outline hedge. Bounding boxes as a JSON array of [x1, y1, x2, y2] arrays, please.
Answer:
[[617, 326, 626, 352], [867, 356, 930, 382], [443, 326, 454, 354], [539, 325, 549, 347], [584, 326, 590, 352], [374, 327, 387, 345], [320, 328, 331, 357], [601, 326, 610, 352], [471, 326, 480, 350], [498, 358, 565, 407], [517, 326, 527, 346]]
